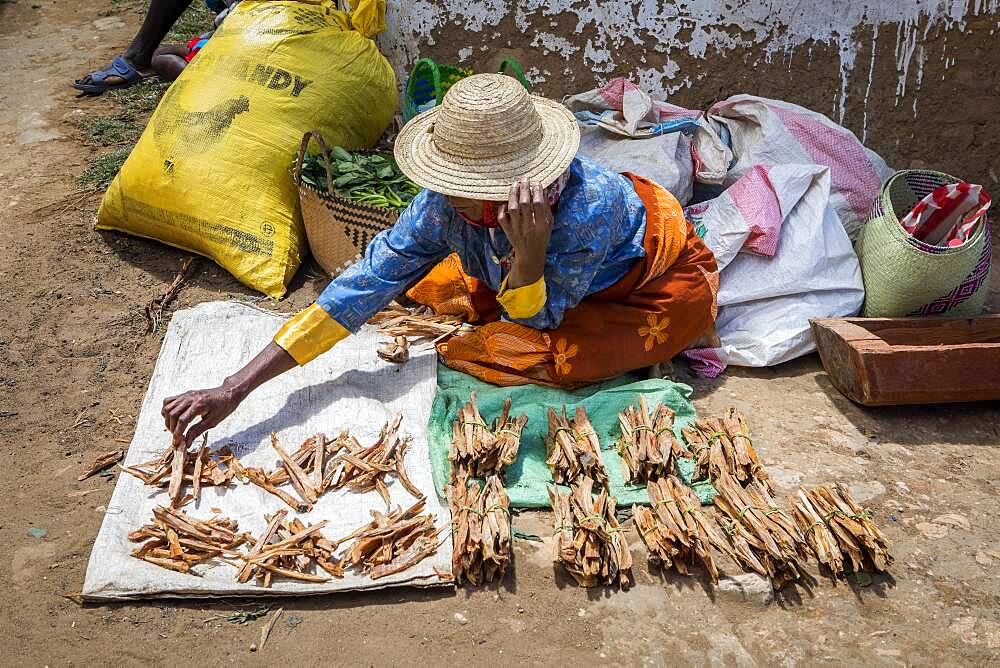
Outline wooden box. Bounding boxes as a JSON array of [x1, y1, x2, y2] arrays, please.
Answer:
[[810, 315, 1000, 406]]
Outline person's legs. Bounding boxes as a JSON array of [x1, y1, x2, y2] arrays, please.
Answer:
[[123, 0, 195, 71], [437, 178, 718, 388], [150, 44, 190, 82], [75, 0, 193, 92], [406, 252, 501, 323]]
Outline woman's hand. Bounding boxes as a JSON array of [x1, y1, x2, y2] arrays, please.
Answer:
[[498, 180, 553, 289], [162, 384, 245, 447], [161, 342, 297, 446]]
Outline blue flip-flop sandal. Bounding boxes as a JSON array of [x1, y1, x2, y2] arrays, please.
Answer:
[[73, 56, 143, 95]]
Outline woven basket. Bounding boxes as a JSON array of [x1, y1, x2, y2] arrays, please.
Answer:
[[295, 130, 398, 277], [855, 169, 992, 317]]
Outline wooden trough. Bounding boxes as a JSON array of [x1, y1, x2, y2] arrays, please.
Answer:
[[810, 315, 1000, 406]]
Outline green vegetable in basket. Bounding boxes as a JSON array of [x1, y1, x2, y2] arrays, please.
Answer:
[[299, 146, 422, 212]]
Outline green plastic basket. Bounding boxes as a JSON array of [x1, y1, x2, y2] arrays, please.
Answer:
[[402, 57, 531, 122], [855, 169, 992, 317]]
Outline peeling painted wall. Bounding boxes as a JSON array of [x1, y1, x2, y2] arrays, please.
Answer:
[[377, 1, 1000, 181]]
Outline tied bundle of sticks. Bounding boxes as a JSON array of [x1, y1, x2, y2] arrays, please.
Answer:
[[793, 484, 892, 576], [120, 437, 239, 507], [632, 476, 724, 582], [447, 474, 511, 585], [129, 506, 251, 574], [369, 302, 472, 343], [617, 395, 688, 484], [337, 499, 442, 579], [683, 408, 771, 490], [239, 432, 350, 512], [549, 477, 632, 588], [450, 395, 527, 479], [545, 406, 608, 488], [236, 509, 342, 586], [712, 471, 814, 588]]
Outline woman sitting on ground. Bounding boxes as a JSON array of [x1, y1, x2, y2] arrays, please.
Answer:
[[162, 74, 717, 445]]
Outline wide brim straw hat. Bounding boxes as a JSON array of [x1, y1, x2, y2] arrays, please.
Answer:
[[394, 73, 581, 201]]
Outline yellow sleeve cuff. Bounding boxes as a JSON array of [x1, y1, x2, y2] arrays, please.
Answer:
[[497, 275, 547, 320], [273, 304, 351, 366]]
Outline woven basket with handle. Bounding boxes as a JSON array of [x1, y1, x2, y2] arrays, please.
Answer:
[[295, 130, 398, 277]]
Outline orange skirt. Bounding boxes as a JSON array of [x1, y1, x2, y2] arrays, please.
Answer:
[[407, 174, 718, 387]]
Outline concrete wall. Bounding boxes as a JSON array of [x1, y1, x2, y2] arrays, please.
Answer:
[[377, 1, 1000, 183]]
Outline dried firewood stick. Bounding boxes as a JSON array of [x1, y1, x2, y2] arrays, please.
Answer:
[[312, 434, 325, 491], [78, 450, 124, 481], [192, 437, 207, 502], [241, 467, 312, 513], [258, 563, 330, 582], [267, 434, 321, 485], [167, 440, 187, 506], [140, 555, 191, 573], [270, 433, 318, 504], [377, 336, 410, 364]]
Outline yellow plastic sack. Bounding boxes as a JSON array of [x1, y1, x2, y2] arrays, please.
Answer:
[[97, 0, 396, 298]]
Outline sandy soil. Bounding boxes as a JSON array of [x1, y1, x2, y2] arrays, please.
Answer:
[[1, 2, 998, 666]]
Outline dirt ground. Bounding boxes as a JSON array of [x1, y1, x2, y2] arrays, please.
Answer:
[[2, 2, 999, 666]]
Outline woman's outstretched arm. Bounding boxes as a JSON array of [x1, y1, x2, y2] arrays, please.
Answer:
[[161, 342, 296, 446]]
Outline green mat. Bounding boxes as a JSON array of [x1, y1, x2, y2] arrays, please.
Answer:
[[428, 365, 716, 508]]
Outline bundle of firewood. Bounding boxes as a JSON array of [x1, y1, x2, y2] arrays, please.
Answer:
[[236, 509, 341, 586], [120, 439, 239, 507], [447, 474, 511, 585], [633, 476, 720, 581], [792, 484, 892, 575], [450, 395, 527, 479], [683, 408, 771, 490], [129, 506, 252, 573], [549, 477, 632, 588], [617, 396, 687, 484], [369, 303, 471, 342], [711, 471, 813, 588], [337, 499, 442, 579], [545, 406, 608, 488]]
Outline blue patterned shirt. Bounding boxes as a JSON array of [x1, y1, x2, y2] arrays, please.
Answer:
[[316, 156, 648, 331]]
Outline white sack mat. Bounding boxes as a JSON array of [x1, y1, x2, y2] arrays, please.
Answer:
[[83, 301, 452, 600]]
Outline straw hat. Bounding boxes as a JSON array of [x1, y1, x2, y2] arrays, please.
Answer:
[[394, 73, 580, 201]]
